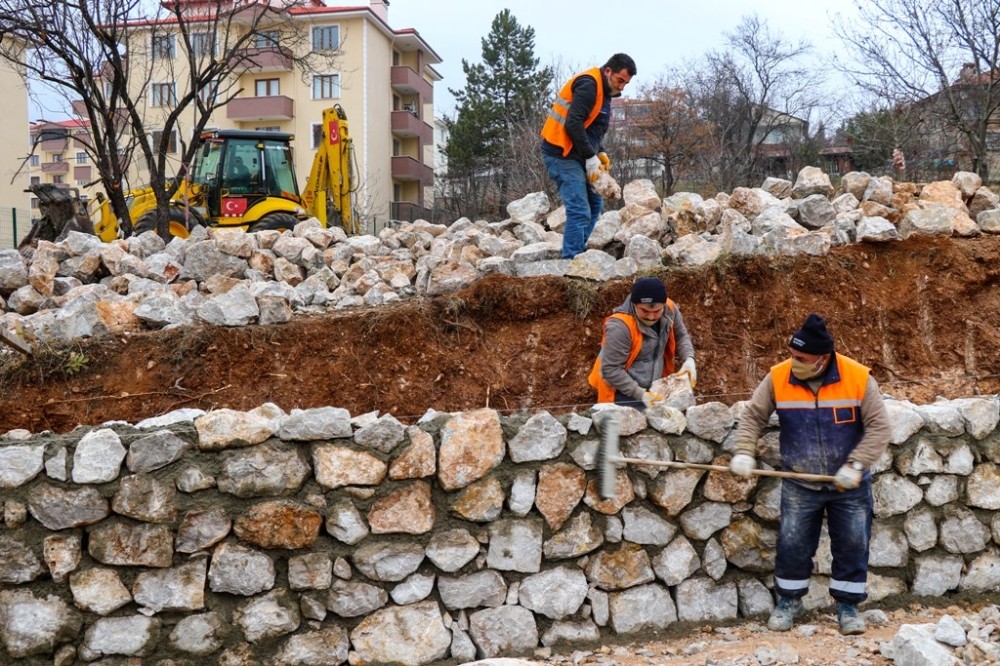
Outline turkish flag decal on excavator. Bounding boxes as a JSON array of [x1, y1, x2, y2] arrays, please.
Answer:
[[221, 197, 248, 217]]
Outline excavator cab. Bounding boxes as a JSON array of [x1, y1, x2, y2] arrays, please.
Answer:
[[189, 130, 305, 229]]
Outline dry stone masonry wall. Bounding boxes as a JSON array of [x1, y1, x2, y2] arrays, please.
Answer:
[[1, 394, 999, 664]]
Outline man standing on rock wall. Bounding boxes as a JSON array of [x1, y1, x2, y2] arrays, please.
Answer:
[[589, 276, 696, 409], [729, 313, 891, 636], [540, 53, 636, 259]]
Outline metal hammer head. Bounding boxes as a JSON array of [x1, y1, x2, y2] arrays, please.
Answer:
[[596, 409, 622, 500]]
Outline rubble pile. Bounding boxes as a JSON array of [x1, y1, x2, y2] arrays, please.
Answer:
[[0, 167, 998, 347]]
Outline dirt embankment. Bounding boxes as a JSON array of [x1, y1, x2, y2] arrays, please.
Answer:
[[2, 235, 999, 434]]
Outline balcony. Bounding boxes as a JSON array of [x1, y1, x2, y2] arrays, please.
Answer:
[[391, 65, 432, 101], [230, 46, 293, 73], [391, 110, 433, 144], [41, 161, 70, 175], [39, 138, 68, 152], [391, 200, 434, 223], [391, 155, 434, 184], [226, 95, 294, 121]]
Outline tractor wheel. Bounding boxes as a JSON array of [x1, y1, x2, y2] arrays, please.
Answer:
[[249, 212, 299, 233], [133, 207, 202, 241]]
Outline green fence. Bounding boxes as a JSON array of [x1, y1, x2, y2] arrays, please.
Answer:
[[0, 206, 31, 249]]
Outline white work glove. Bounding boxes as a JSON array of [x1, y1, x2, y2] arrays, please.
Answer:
[[834, 463, 863, 490], [677, 357, 697, 389], [585, 155, 601, 183], [729, 453, 756, 478], [597, 152, 611, 171], [641, 391, 663, 408]]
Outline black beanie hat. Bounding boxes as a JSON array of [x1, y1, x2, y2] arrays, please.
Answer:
[[630, 277, 667, 305], [789, 313, 835, 355]]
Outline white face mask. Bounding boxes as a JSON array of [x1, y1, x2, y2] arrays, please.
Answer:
[[790, 356, 826, 380]]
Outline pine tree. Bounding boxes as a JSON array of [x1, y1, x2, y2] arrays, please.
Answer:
[[443, 9, 552, 218]]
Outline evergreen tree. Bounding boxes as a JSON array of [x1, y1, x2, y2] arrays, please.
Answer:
[[442, 9, 552, 218]]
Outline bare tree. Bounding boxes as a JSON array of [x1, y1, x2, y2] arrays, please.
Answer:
[[608, 75, 714, 195], [684, 14, 826, 191], [833, 0, 1000, 180], [0, 0, 339, 232]]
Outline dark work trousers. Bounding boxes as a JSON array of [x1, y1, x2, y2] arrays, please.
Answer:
[[613, 390, 645, 411], [772, 478, 873, 605]]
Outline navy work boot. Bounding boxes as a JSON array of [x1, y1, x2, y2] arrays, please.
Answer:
[[837, 601, 866, 635], [768, 595, 804, 631]]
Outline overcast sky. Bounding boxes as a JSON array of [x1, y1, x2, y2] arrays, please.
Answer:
[[388, 0, 858, 118]]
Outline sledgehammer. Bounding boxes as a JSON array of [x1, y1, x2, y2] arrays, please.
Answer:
[[595, 410, 837, 499]]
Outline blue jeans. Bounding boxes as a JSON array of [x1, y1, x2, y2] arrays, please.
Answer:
[[773, 479, 873, 605], [542, 153, 603, 259]]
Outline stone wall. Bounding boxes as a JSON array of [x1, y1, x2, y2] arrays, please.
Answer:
[[1, 394, 999, 664]]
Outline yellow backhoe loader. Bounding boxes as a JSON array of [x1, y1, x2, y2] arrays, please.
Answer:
[[87, 105, 357, 241]]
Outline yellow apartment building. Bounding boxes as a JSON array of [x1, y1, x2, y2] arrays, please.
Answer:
[[118, 0, 441, 228], [26, 119, 101, 208], [0, 40, 30, 246]]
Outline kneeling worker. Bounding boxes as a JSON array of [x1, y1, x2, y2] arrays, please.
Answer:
[[729, 313, 891, 635], [589, 276, 696, 409]]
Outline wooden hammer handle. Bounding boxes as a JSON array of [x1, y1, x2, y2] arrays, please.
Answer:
[[612, 456, 837, 483]]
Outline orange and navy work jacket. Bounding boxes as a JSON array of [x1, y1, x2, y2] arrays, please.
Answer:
[[771, 353, 870, 476], [588, 301, 677, 403], [540, 67, 605, 157]]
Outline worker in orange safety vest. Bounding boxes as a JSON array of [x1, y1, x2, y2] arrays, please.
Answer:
[[540, 53, 636, 259], [588, 276, 696, 409]]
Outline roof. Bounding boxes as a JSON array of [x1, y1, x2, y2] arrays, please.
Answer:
[[30, 119, 91, 130]]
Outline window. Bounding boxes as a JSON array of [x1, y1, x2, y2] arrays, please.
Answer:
[[53, 175, 63, 184], [311, 123, 323, 149], [30, 176, 40, 186], [76, 152, 88, 164], [152, 34, 175, 60], [152, 83, 177, 107], [312, 74, 340, 100], [30, 198, 38, 209], [190, 32, 214, 57], [255, 78, 280, 97], [312, 25, 339, 51], [255, 30, 280, 49], [52, 153, 63, 163], [255, 125, 280, 132], [151, 129, 178, 154], [30, 154, 40, 167], [199, 80, 219, 105]]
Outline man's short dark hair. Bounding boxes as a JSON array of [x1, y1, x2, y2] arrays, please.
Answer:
[[603, 53, 636, 76]]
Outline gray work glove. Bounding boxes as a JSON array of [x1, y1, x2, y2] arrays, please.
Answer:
[[729, 453, 756, 478], [834, 464, 862, 490]]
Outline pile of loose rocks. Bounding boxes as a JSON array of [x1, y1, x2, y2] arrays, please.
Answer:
[[1, 167, 998, 349]]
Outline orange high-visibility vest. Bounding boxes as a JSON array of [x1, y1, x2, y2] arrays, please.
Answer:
[[540, 67, 604, 157], [588, 302, 677, 403]]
